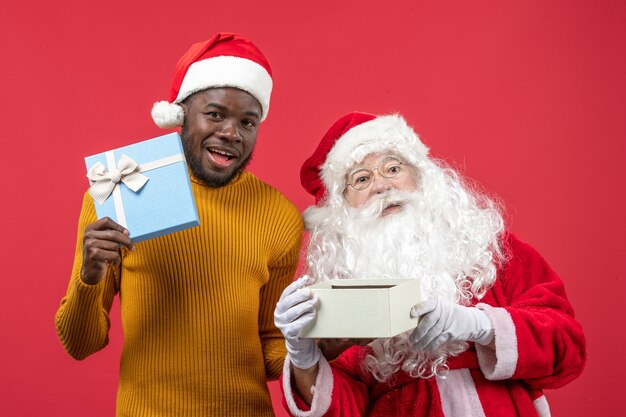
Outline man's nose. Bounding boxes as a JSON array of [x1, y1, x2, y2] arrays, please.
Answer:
[[217, 120, 241, 142]]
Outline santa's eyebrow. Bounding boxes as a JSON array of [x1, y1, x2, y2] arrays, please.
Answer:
[[349, 160, 378, 172], [350, 154, 402, 171]]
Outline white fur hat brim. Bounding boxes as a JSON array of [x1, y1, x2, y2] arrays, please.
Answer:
[[321, 114, 429, 195], [151, 55, 272, 129]]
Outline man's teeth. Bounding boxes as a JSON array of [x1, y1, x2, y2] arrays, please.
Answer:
[[209, 149, 234, 158]]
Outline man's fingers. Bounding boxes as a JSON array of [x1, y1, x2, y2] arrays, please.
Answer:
[[80, 244, 121, 285], [83, 244, 123, 269], [84, 233, 126, 255], [80, 218, 132, 285], [87, 247, 122, 263], [90, 217, 129, 234], [84, 226, 134, 250], [82, 232, 126, 278], [88, 230, 133, 249], [84, 235, 125, 251]]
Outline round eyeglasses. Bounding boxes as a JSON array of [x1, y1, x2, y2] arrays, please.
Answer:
[[346, 156, 406, 191]]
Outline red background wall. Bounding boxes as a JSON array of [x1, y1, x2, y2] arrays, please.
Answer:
[[2, 1, 623, 415]]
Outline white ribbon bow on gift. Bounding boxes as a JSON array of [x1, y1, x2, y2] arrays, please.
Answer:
[[86, 154, 149, 205], [85, 151, 185, 229]]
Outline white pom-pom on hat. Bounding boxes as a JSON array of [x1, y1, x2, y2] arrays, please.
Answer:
[[151, 101, 185, 129]]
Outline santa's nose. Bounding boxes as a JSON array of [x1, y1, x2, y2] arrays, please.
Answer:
[[371, 175, 393, 193]]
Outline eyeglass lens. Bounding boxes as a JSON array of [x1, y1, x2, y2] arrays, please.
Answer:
[[349, 157, 403, 190]]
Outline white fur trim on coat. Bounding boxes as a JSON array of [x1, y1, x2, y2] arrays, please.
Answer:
[[475, 303, 519, 380], [436, 369, 487, 417], [282, 354, 334, 417], [177, 55, 272, 121], [321, 114, 429, 197], [533, 395, 551, 417]]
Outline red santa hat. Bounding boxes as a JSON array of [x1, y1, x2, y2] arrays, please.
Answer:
[[151, 32, 273, 129], [301, 112, 430, 205]]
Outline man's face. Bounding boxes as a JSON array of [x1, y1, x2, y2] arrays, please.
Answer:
[[180, 87, 262, 187], [344, 153, 418, 212]]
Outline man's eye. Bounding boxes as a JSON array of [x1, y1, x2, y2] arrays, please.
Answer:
[[388, 165, 401, 174], [206, 112, 222, 119], [355, 175, 370, 184], [242, 119, 256, 128]]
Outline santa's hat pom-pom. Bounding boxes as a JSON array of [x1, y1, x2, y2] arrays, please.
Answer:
[[151, 101, 185, 129]]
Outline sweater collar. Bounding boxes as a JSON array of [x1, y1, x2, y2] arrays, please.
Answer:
[[187, 167, 246, 187]]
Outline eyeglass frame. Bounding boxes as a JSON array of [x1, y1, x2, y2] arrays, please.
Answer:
[[345, 156, 408, 191]]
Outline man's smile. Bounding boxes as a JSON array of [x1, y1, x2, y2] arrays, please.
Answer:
[[205, 145, 238, 168]]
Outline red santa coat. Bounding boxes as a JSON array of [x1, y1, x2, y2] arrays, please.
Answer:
[[280, 234, 586, 417]]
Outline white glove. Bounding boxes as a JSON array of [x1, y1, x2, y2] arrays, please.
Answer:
[[274, 276, 321, 369], [409, 298, 494, 351]]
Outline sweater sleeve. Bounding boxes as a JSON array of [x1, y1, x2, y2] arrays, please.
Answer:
[[259, 201, 304, 380], [475, 233, 586, 389], [54, 192, 121, 360]]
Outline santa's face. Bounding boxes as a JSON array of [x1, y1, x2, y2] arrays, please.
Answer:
[[344, 153, 418, 213]]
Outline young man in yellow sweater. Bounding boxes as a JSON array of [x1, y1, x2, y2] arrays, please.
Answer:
[[55, 33, 303, 417]]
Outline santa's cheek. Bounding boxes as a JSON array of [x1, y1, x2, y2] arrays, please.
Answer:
[[347, 194, 369, 208]]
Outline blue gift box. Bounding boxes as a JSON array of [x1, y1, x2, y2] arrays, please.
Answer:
[[84, 132, 200, 242]]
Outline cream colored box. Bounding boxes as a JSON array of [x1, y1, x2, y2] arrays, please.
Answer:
[[301, 279, 420, 338]]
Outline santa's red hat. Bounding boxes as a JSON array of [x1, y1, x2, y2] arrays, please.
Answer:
[[151, 32, 273, 129], [301, 112, 430, 205]]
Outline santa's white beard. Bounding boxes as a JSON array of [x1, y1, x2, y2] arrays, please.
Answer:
[[303, 164, 504, 382], [306, 189, 501, 304], [342, 191, 460, 302]]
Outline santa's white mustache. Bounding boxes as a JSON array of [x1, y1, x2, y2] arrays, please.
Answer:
[[351, 190, 416, 219]]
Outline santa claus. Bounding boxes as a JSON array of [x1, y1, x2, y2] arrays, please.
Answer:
[[274, 112, 586, 417]]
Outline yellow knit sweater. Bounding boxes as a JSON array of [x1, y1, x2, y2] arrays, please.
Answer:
[[55, 171, 303, 417]]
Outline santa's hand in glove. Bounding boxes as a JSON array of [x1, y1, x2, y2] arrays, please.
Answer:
[[409, 298, 495, 351], [274, 276, 321, 369]]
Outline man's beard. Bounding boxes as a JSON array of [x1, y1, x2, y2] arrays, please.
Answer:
[[181, 126, 252, 187], [303, 165, 504, 382]]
